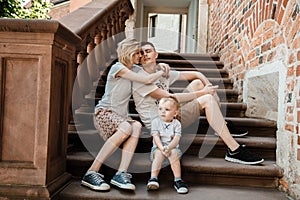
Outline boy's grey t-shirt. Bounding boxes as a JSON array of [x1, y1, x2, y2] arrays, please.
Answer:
[[151, 117, 181, 148], [95, 62, 141, 117], [132, 69, 180, 129]]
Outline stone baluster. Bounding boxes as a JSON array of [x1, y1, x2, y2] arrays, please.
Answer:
[[76, 50, 92, 97], [94, 32, 106, 69], [100, 24, 110, 63], [87, 41, 99, 82], [105, 17, 116, 60]]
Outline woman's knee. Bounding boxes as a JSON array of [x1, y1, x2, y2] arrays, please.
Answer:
[[118, 121, 132, 138], [131, 121, 142, 137]]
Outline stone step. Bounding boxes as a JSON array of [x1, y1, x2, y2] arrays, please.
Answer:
[[68, 129, 276, 160], [87, 88, 240, 110], [157, 52, 221, 61], [59, 180, 288, 200], [156, 59, 224, 69], [72, 110, 277, 137], [83, 99, 247, 117], [66, 151, 281, 188], [170, 77, 234, 89], [95, 77, 234, 92], [171, 68, 228, 78]]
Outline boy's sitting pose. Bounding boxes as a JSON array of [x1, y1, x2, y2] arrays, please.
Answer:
[[147, 97, 188, 194]]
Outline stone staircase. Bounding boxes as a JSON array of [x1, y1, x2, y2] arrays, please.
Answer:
[[59, 52, 283, 199]]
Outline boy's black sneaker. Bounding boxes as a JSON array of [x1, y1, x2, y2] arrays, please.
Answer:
[[173, 180, 188, 194], [81, 171, 110, 191], [225, 144, 264, 165], [147, 177, 159, 190]]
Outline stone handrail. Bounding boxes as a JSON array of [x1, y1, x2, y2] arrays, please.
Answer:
[[59, 0, 134, 110]]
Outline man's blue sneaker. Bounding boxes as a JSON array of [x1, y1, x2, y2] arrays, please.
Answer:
[[110, 172, 136, 190], [81, 171, 110, 191]]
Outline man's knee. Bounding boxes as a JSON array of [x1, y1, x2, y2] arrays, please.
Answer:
[[197, 94, 215, 107], [191, 79, 204, 89]]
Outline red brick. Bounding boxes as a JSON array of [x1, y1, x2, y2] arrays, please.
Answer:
[[298, 51, 300, 61], [248, 49, 256, 60], [267, 51, 276, 61], [298, 111, 300, 123], [261, 42, 271, 53], [297, 100, 300, 108], [297, 65, 300, 76], [289, 54, 295, 64], [253, 37, 262, 47], [269, 0, 274, 18], [250, 58, 259, 68], [287, 66, 294, 76], [287, 115, 294, 122], [282, 0, 288, 7], [293, 36, 300, 49], [278, 9, 285, 24], [287, 106, 294, 114], [285, 124, 294, 132], [298, 149, 300, 161], [264, 29, 274, 41], [265, 4, 269, 20], [263, 20, 275, 31], [272, 36, 284, 48]]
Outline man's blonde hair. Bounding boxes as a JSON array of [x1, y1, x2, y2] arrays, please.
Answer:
[[117, 38, 140, 66]]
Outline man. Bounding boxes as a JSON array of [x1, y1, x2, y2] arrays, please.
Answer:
[[132, 41, 264, 165]]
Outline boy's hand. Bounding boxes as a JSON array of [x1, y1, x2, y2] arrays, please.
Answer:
[[163, 146, 171, 157]]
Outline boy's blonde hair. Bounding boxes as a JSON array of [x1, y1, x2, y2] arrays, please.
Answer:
[[159, 96, 180, 111], [159, 96, 181, 120], [117, 38, 140, 66]]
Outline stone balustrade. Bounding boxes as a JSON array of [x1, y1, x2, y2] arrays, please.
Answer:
[[0, 0, 133, 198], [59, 0, 134, 110], [0, 18, 80, 199]]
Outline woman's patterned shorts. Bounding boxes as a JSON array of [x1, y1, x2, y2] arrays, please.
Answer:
[[93, 108, 128, 141]]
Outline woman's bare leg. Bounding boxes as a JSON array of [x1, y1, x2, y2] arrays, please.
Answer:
[[118, 121, 142, 172], [88, 122, 132, 172]]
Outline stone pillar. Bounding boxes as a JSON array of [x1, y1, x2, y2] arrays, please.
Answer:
[[197, 0, 208, 53], [0, 19, 80, 199]]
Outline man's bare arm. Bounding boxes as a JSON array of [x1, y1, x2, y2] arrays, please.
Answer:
[[148, 86, 218, 103], [177, 71, 211, 85]]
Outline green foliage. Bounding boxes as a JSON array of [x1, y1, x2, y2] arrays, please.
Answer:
[[0, 0, 53, 19]]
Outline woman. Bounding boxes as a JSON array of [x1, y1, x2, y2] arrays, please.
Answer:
[[81, 38, 167, 192]]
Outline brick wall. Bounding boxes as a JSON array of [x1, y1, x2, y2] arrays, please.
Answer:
[[49, 1, 70, 20], [208, 0, 300, 197]]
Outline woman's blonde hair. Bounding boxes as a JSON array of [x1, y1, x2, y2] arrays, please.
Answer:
[[117, 38, 140, 66]]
